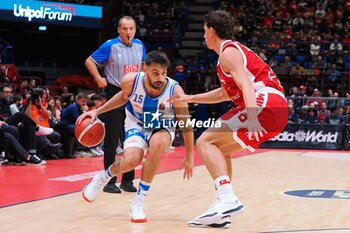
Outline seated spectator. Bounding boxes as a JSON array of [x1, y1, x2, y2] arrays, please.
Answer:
[[306, 88, 323, 106], [1, 121, 45, 165], [324, 106, 344, 125], [317, 102, 330, 123], [87, 100, 96, 111], [304, 108, 318, 124], [290, 63, 306, 76], [326, 63, 341, 82], [330, 38, 343, 56], [9, 95, 23, 115], [310, 36, 321, 56], [288, 104, 299, 124], [61, 92, 90, 156], [90, 93, 104, 108], [299, 105, 309, 123]]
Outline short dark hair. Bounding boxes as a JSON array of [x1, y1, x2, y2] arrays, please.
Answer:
[[90, 93, 103, 101], [203, 10, 234, 40], [145, 50, 170, 69]]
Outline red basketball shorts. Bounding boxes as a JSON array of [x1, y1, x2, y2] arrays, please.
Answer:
[[219, 88, 288, 152]]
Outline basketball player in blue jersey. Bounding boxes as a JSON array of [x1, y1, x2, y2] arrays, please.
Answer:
[[85, 16, 147, 193], [79, 51, 194, 223]]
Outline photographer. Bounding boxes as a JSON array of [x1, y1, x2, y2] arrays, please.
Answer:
[[25, 87, 62, 160]]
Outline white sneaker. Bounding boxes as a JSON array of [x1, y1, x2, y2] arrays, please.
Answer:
[[82, 171, 109, 202], [188, 199, 244, 229], [130, 198, 147, 223], [35, 126, 53, 136]]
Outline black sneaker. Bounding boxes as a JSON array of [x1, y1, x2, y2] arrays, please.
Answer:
[[103, 183, 121, 194], [27, 154, 46, 165], [120, 182, 137, 192]]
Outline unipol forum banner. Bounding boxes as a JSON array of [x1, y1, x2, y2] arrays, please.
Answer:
[[0, 0, 102, 28]]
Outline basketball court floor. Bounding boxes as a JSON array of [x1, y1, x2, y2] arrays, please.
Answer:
[[1, 147, 350, 233]]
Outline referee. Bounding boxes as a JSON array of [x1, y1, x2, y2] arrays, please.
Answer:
[[85, 16, 146, 193]]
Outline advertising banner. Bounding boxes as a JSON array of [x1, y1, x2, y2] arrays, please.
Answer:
[[0, 0, 102, 28], [261, 124, 344, 150]]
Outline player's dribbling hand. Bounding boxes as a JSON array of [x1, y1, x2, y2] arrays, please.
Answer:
[[168, 93, 191, 104], [246, 116, 267, 142], [96, 78, 107, 88], [76, 109, 98, 125], [179, 157, 194, 180]]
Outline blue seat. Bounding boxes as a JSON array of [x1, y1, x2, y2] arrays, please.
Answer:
[[295, 55, 306, 63], [344, 63, 350, 69], [344, 56, 350, 63], [275, 55, 284, 62]]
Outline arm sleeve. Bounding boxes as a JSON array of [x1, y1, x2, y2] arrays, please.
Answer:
[[90, 40, 113, 65]]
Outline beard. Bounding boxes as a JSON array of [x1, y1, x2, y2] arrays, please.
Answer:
[[150, 81, 164, 90]]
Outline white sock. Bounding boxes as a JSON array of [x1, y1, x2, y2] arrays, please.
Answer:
[[104, 166, 114, 180], [214, 176, 236, 202], [136, 180, 151, 201]]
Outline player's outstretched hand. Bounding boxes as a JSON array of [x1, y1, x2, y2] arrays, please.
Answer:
[[168, 93, 191, 104], [76, 109, 98, 125], [246, 116, 267, 142], [179, 157, 194, 180]]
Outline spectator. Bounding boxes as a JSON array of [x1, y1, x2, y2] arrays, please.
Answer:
[[317, 102, 330, 123], [61, 92, 88, 135], [28, 78, 37, 89], [326, 63, 341, 82], [9, 95, 23, 115], [310, 36, 321, 56], [324, 106, 343, 124], [299, 105, 309, 123], [288, 104, 299, 124], [290, 63, 306, 76], [304, 108, 318, 124], [330, 38, 343, 56], [306, 88, 323, 106]]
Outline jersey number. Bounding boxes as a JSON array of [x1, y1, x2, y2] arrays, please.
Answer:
[[133, 94, 144, 103]]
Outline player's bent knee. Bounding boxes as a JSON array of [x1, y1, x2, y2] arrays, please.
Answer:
[[196, 135, 211, 148], [149, 140, 168, 152]]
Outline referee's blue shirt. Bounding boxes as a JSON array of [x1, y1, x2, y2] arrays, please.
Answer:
[[90, 36, 146, 87]]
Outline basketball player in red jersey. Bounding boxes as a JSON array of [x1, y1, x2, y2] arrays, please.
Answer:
[[169, 10, 288, 228]]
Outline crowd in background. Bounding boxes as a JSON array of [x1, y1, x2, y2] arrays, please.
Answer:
[[0, 78, 108, 165], [1, 0, 350, 164]]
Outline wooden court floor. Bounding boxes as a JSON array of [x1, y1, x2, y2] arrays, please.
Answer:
[[1, 150, 350, 233]]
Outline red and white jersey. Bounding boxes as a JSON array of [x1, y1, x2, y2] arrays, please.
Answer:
[[217, 40, 284, 107]]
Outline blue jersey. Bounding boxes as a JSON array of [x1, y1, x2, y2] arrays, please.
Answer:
[[125, 72, 178, 129], [90, 36, 146, 87]]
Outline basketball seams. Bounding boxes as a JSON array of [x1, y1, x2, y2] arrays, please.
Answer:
[[77, 119, 105, 147]]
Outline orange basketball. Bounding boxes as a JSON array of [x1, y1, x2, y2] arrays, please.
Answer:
[[75, 117, 105, 147]]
